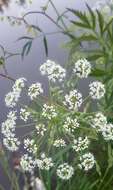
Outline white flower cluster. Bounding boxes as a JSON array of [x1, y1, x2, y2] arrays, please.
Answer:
[[78, 153, 95, 171], [40, 59, 66, 82], [5, 78, 26, 108], [53, 139, 66, 147], [20, 154, 36, 172], [36, 153, 54, 171], [90, 112, 107, 131], [72, 137, 89, 152], [101, 123, 113, 141], [35, 124, 47, 136], [57, 163, 74, 180], [28, 82, 43, 100], [42, 104, 57, 120], [64, 89, 82, 110], [1, 111, 20, 151], [90, 113, 113, 141], [20, 108, 31, 122], [24, 138, 38, 155], [89, 81, 105, 99], [63, 116, 79, 134], [73, 59, 91, 78]]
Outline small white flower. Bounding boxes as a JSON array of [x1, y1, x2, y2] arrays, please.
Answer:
[[57, 163, 74, 180], [42, 104, 57, 120], [35, 124, 47, 136], [53, 139, 66, 147], [12, 78, 26, 92], [90, 112, 107, 131], [63, 116, 79, 134], [36, 153, 54, 170], [73, 59, 91, 78], [20, 154, 36, 172], [1, 111, 17, 137], [24, 138, 38, 155], [101, 123, 113, 141], [40, 59, 66, 82], [3, 135, 20, 151], [72, 136, 89, 152], [64, 89, 82, 110], [89, 81, 105, 99], [28, 82, 43, 100], [78, 153, 95, 171], [20, 108, 31, 122], [5, 91, 20, 108]]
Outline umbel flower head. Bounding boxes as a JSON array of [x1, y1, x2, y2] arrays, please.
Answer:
[[5, 78, 26, 108], [78, 152, 95, 171], [20, 154, 36, 172], [101, 123, 113, 141], [63, 116, 79, 134], [73, 58, 91, 78], [36, 153, 54, 171], [89, 81, 105, 99], [57, 163, 74, 180], [72, 136, 89, 152], [90, 112, 107, 131], [42, 104, 57, 120], [64, 89, 82, 110], [28, 82, 43, 100], [40, 59, 66, 82]]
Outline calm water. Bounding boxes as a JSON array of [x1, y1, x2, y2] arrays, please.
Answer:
[[0, 0, 96, 189]]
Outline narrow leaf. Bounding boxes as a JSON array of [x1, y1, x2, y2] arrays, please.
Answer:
[[43, 36, 48, 57], [86, 3, 96, 29], [21, 40, 32, 59]]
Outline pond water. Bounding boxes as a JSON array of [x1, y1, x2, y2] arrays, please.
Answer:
[[0, 0, 97, 189]]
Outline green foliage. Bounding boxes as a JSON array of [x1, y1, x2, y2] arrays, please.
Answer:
[[21, 40, 32, 59]]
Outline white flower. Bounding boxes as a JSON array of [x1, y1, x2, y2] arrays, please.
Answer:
[[57, 163, 74, 180], [36, 153, 54, 170], [40, 59, 66, 82], [1, 111, 17, 137], [20, 108, 31, 122], [72, 136, 89, 152], [78, 153, 95, 171], [53, 139, 66, 147], [35, 124, 47, 136], [12, 78, 26, 92], [73, 59, 91, 78], [90, 112, 107, 131], [63, 116, 79, 134], [3, 135, 20, 151], [28, 82, 43, 100], [89, 81, 105, 99], [42, 104, 57, 120], [5, 91, 20, 108], [101, 123, 113, 141], [64, 89, 82, 110], [24, 138, 38, 155], [20, 154, 36, 172]]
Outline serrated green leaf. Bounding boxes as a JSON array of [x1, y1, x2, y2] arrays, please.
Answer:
[[86, 3, 96, 29], [103, 17, 113, 33], [71, 20, 91, 29], [78, 34, 97, 41], [68, 8, 91, 28], [96, 10, 104, 35]]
